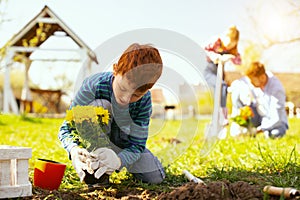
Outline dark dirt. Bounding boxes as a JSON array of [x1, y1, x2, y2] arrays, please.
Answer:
[[19, 180, 298, 200], [158, 181, 263, 200]]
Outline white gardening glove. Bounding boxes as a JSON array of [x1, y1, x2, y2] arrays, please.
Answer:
[[239, 89, 252, 106], [70, 146, 93, 182], [89, 148, 121, 179]]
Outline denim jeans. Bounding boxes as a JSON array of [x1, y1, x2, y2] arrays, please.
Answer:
[[110, 120, 165, 184], [90, 99, 165, 184], [250, 103, 287, 138]]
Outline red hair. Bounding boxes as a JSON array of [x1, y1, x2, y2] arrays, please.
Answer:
[[246, 62, 266, 78], [113, 43, 163, 92]]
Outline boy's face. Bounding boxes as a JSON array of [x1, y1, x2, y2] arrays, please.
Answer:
[[249, 74, 266, 89], [112, 74, 148, 106], [249, 76, 261, 87]]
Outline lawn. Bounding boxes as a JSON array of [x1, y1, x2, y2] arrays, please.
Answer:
[[0, 114, 299, 199]]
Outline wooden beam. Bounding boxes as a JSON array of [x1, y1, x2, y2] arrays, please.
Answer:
[[30, 58, 81, 62], [10, 46, 84, 52], [36, 17, 57, 24]]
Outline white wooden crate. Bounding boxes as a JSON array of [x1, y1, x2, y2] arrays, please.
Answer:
[[0, 145, 32, 199]]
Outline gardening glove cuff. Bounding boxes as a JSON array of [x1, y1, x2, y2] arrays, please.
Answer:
[[93, 165, 119, 179], [90, 148, 121, 177], [70, 146, 92, 182]]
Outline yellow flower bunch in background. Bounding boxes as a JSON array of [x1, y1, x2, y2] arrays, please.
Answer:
[[65, 105, 111, 151], [231, 106, 254, 127]]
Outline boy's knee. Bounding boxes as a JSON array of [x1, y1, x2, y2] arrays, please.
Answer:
[[148, 175, 164, 184], [132, 169, 165, 184]]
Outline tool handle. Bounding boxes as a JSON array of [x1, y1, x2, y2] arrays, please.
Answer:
[[263, 186, 300, 198], [183, 170, 205, 184]]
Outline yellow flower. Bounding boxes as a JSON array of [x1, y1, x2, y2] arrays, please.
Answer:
[[65, 109, 73, 122], [95, 106, 104, 115], [101, 110, 110, 125], [64, 104, 111, 150], [95, 107, 110, 124], [65, 105, 110, 124], [240, 106, 254, 119], [72, 105, 96, 123], [231, 106, 254, 127]]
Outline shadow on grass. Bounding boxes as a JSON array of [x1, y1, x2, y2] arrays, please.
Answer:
[[207, 163, 300, 188], [20, 113, 43, 123]]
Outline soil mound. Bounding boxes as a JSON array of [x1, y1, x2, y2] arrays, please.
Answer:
[[158, 181, 263, 200]]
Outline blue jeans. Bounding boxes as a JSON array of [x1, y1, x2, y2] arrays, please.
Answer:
[[127, 149, 165, 184], [110, 120, 165, 184], [250, 103, 287, 138], [90, 99, 165, 184]]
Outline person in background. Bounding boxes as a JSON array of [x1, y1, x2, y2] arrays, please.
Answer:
[[58, 43, 165, 186], [230, 61, 288, 138], [204, 25, 241, 134]]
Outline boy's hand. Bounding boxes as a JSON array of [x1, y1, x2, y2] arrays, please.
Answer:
[[70, 146, 92, 182], [89, 148, 121, 178]]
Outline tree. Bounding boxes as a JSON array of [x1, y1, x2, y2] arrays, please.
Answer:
[[0, 0, 8, 25], [240, 0, 300, 71]]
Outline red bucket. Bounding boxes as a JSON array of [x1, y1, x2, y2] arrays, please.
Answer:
[[34, 158, 66, 190]]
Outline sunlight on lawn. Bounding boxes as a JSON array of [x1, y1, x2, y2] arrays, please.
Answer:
[[0, 115, 67, 163], [0, 114, 299, 189], [148, 118, 217, 168]]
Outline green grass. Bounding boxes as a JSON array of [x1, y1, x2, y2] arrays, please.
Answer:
[[0, 114, 299, 195]]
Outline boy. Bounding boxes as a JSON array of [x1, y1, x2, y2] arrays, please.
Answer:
[[230, 62, 288, 138], [245, 61, 288, 138], [59, 43, 165, 185]]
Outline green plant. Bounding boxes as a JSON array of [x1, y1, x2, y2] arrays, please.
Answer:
[[65, 105, 110, 151], [0, 114, 299, 198]]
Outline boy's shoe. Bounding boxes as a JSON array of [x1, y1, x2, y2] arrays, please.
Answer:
[[264, 129, 285, 139], [83, 172, 110, 188]]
